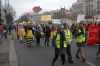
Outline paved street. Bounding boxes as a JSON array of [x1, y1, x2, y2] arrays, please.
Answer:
[[14, 38, 100, 66]]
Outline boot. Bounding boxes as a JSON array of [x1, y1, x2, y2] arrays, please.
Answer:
[[51, 61, 55, 66], [97, 51, 100, 56], [76, 54, 80, 59], [82, 58, 86, 62], [68, 56, 74, 63]]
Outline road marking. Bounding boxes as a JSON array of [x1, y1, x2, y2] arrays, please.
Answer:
[[86, 61, 96, 66]]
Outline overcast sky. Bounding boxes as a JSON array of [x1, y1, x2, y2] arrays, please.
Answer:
[[2, 0, 77, 18]]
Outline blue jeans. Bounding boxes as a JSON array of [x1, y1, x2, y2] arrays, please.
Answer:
[[66, 45, 73, 60], [45, 37, 49, 46]]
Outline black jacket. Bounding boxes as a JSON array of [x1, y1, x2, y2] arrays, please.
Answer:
[[44, 26, 51, 37]]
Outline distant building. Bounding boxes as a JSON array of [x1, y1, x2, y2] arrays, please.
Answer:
[[97, 0, 100, 15], [50, 7, 71, 19], [70, 1, 85, 19], [40, 7, 72, 24], [71, 0, 100, 20], [50, 9, 60, 19]]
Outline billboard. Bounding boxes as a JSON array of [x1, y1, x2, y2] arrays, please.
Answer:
[[61, 18, 72, 26], [52, 19, 61, 24], [41, 15, 51, 21], [77, 15, 85, 23]]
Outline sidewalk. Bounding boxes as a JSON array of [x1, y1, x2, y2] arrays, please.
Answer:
[[0, 38, 9, 66], [0, 34, 18, 66], [9, 38, 18, 66]]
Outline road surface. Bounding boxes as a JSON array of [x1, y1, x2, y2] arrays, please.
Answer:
[[14, 38, 100, 66]]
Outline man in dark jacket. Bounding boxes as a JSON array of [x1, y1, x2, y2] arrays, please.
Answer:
[[44, 25, 51, 46], [52, 25, 67, 66]]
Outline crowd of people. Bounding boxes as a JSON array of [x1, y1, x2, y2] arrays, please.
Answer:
[[0, 21, 100, 66], [16, 21, 100, 66]]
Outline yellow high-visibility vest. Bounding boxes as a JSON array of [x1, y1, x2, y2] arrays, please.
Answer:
[[76, 28, 85, 43], [65, 29, 72, 42], [55, 33, 67, 48], [51, 31, 57, 38]]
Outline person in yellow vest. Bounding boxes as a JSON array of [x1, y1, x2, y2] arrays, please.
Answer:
[[52, 25, 67, 66], [63, 23, 74, 63], [76, 22, 86, 62], [26, 26, 34, 47], [51, 25, 57, 47], [51, 25, 57, 39], [18, 25, 25, 43]]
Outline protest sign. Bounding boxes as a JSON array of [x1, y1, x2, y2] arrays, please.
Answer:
[[86, 26, 100, 45]]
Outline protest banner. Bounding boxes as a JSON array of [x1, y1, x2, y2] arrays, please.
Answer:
[[86, 26, 100, 45]]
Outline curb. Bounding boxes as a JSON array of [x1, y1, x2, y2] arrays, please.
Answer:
[[9, 39, 19, 66]]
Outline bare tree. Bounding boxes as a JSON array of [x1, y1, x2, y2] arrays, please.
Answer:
[[4, 3, 16, 24]]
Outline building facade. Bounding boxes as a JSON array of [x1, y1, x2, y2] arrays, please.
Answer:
[[97, 0, 100, 15], [71, 1, 85, 19], [0, 0, 6, 23], [84, 0, 97, 16], [71, 0, 100, 19], [50, 10, 60, 19]]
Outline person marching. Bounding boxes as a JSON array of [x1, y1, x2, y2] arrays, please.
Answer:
[[96, 23, 100, 56], [76, 21, 86, 62], [0, 23, 4, 37], [51, 25, 57, 47], [18, 25, 25, 43], [44, 24, 51, 46], [3, 24, 8, 39], [63, 23, 74, 63], [34, 25, 43, 47], [52, 25, 67, 66], [26, 25, 34, 47]]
